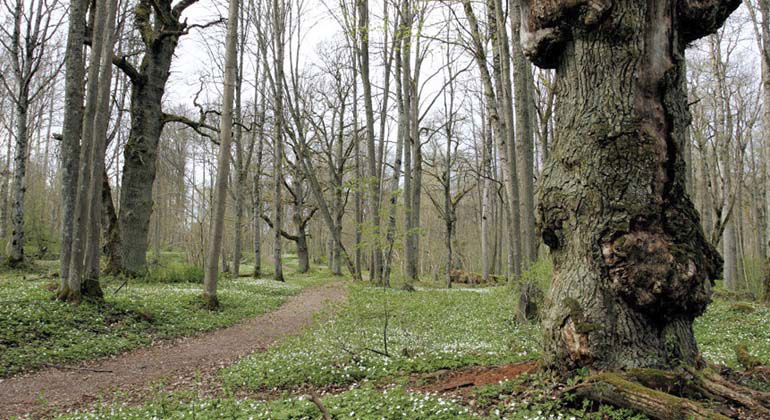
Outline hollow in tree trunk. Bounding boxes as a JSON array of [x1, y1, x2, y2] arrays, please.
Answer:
[[521, 0, 739, 371]]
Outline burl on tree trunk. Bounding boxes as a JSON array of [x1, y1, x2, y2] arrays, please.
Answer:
[[521, 0, 739, 372]]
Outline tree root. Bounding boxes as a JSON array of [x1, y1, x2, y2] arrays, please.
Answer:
[[569, 367, 770, 420], [201, 293, 220, 311], [571, 373, 730, 419]]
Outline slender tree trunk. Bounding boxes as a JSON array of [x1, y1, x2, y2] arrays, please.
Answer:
[[253, 71, 267, 279], [408, 38, 423, 284], [697, 144, 713, 238], [722, 161, 738, 293], [41, 84, 55, 196], [401, 6, 417, 284], [522, 0, 735, 370], [7, 96, 29, 266], [232, 21, 246, 276], [64, 0, 110, 301], [84, 0, 119, 286], [0, 169, 9, 244], [153, 186, 161, 263], [332, 92, 346, 276], [463, 0, 521, 280], [481, 114, 492, 281], [253, 166, 262, 278], [1, 105, 14, 245], [357, 0, 383, 284], [511, 2, 537, 266], [59, 0, 87, 283], [272, 0, 285, 282], [383, 27, 406, 286], [760, 0, 770, 301], [444, 125, 454, 288], [353, 91, 363, 277], [203, 0, 239, 307]]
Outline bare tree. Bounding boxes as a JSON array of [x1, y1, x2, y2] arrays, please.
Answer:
[[115, 0, 216, 276], [0, 0, 63, 266], [271, 0, 287, 281], [62, 0, 118, 302], [203, 0, 240, 308]]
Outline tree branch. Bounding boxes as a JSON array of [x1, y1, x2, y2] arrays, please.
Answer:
[[112, 55, 142, 84], [161, 112, 218, 143]]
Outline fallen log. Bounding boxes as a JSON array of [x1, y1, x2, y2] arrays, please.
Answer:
[[571, 373, 729, 420]]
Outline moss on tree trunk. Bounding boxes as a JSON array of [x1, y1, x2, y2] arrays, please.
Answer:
[[521, 0, 739, 372]]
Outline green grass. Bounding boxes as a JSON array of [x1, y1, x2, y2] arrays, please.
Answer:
[[0, 258, 336, 378], [695, 298, 770, 367], [221, 284, 540, 390], [57, 384, 475, 420], [17, 256, 770, 420]]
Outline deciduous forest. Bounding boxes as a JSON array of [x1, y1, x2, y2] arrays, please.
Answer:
[[2, 0, 770, 418]]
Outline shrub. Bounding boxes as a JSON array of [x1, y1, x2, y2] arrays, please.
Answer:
[[144, 263, 204, 284]]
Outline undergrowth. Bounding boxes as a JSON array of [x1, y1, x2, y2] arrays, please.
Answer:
[[11, 257, 770, 419], [221, 284, 540, 390], [0, 256, 332, 378]]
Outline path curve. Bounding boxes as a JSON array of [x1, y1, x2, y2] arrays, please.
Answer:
[[0, 282, 347, 419]]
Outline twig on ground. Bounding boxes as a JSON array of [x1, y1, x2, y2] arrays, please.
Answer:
[[113, 278, 129, 295], [363, 346, 391, 358]]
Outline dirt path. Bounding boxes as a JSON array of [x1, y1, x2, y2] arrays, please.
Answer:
[[0, 282, 347, 419]]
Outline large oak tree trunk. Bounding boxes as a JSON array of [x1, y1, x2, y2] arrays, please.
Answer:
[[521, 0, 738, 371], [118, 39, 177, 276]]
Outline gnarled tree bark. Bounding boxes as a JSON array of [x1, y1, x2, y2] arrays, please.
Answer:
[[520, 0, 739, 371]]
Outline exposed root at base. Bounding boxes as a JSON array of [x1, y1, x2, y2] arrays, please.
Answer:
[[570, 367, 770, 420]]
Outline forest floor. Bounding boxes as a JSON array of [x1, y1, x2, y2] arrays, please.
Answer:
[[3, 258, 770, 419], [0, 257, 347, 419]]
